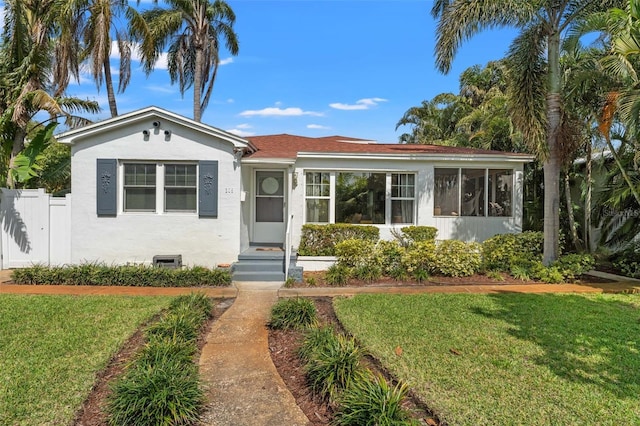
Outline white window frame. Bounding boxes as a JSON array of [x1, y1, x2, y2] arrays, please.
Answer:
[[303, 170, 416, 225], [164, 163, 197, 213], [121, 161, 198, 215], [123, 162, 157, 212], [304, 171, 331, 223]]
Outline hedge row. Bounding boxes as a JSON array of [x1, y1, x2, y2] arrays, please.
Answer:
[[11, 263, 232, 287], [298, 224, 437, 256]]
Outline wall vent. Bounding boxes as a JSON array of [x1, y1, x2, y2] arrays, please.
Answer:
[[153, 255, 182, 269]]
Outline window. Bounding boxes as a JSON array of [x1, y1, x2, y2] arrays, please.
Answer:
[[165, 164, 197, 212], [391, 173, 415, 223], [305, 172, 330, 223], [124, 163, 156, 211], [336, 172, 386, 224], [434, 168, 514, 217], [303, 171, 416, 225]]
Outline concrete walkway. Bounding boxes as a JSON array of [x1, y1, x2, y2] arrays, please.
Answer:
[[198, 282, 308, 426]]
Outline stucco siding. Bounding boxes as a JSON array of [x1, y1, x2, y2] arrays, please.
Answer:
[[70, 120, 242, 267]]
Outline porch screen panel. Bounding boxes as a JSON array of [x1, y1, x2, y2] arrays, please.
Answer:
[[336, 172, 385, 224], [461, 169, 485, 216], [488, 169, 513, 216], [434, 168, 459, 216]]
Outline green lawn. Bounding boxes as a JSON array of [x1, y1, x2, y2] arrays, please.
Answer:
[[334, 293, 640, 426], [0, 294, 172, 426]]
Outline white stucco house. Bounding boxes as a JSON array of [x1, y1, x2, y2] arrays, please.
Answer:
[[36, 106, 532, 278]]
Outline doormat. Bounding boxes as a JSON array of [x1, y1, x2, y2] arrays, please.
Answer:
[[256, 247, 283, 251]]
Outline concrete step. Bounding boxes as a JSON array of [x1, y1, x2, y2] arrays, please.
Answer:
[[232, 261, 284, 273], [232, 270, 285, 282]]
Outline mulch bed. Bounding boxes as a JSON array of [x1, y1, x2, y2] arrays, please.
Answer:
[[268, 297, 440, 425], [72, 298, 233, 426], [295, 270, 611, 288]]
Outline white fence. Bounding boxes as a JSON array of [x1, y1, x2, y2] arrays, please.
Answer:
[[0, 189, 71, 269]]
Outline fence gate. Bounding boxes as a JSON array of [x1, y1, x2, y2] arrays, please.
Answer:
[[0, 189, 71, 269]]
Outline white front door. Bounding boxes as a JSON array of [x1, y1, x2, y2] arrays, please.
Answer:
[[253, 170, 286, 244]]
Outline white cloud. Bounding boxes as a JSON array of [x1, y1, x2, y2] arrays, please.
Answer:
[[219, 57, 234, 66], [239, 107, 323, 117], [145, 84, 177, 94], [227, 98, 234, 103], [307, 124, 330, 130], [109, 41, 169, 70], [236, 123, 252, 129], [329, 97, 387, 111], [226, 128, 256, 137]]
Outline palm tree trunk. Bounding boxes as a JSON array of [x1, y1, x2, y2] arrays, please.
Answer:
[[104, 57, 118, 117], [543, 31, 562, 265], [564, 170, 582, 252], [193, 47, 203, 122], [584, 141, 592, 253]]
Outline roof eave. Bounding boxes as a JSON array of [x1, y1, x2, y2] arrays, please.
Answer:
[[56, 106, 250, 149], [295, 151, 535, 162]]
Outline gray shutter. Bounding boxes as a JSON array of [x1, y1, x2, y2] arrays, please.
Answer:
[[199, 160, 218, 217], [96, 159, 117, 216]]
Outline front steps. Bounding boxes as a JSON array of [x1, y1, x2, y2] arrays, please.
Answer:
[[232, 247, 300, 282]]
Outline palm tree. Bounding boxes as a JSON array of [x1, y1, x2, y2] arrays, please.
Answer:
[[432, 0, 623, 264], [78, 0, 143, 117], [1, 0, 99, 187], [134, 0, 240, 122]]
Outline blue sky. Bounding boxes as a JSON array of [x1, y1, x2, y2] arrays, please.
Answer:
[[9, 1, 519, 142]]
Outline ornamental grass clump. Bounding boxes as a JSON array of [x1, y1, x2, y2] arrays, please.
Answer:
[[325, 264, 351, 286], [297, 325, 336, 363], [107, 356, 203, 426], [107, 292, 211, 426], [268, 298, 317, 330], [333, 373, 414, 426], [305, 331, 366, 402]]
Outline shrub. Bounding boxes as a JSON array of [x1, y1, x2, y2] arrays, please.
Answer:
[[325, 264, 351, 286], [10, 263, 232, 287], [434, 240, 482, 277], [402, 240, 437, 280], [107, 356, 203, 426], [335, 239, 378, 269], [553, 253, 596, 281], [482, 231, 544, 271], [305, 332, 366, 402], [298, 224, 379, 256], [268, 298, 317, 330], [401, 226, 438, 244], [375, 240, 405, 276], [334, 373, 413, 426], [611, 244, 640, 278]]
